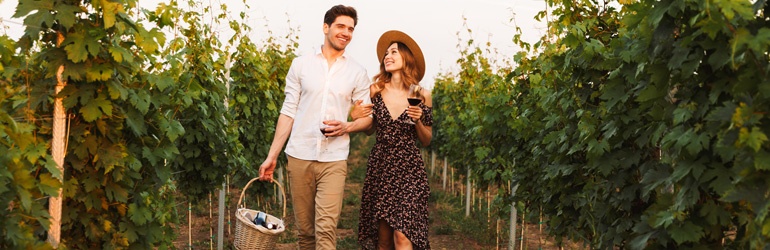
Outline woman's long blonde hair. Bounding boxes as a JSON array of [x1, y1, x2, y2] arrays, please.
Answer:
[[371, 42, 420, 96]]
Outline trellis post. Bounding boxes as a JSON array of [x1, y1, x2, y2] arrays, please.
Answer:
[[509, 183, 519, 250], [217, 55, 233, 250], [47, 31, 67, 248], [442, 157, 448, 189], [465, 168, 471, 217]]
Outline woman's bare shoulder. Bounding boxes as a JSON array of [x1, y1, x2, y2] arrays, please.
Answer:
[[421, 89, 433, 107]]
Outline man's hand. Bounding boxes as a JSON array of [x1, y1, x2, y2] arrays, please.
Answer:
[[350, 100, 373, 120], [259, 159, 277, 181], [322, 119, 348, 137]]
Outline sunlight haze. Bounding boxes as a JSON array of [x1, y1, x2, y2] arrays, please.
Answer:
[[0, 0, 547, 89]]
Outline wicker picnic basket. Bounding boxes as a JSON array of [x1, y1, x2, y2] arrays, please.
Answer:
[[234, 178, 287, 250]]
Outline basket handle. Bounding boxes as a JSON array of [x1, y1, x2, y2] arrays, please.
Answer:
[[236, 178, 286, 219]]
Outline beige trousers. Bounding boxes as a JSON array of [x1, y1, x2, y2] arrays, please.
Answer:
[[286, 156, 347, 250]]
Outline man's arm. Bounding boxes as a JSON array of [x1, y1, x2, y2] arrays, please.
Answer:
[[260, 58, 301, 181], [345, 116, 373, 134], [324, 69, 373, 137], [322, 115, 372, 137], [259, 114, 294, 181]]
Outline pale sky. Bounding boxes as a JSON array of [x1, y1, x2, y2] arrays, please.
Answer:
[[0, 0, 547, 89]]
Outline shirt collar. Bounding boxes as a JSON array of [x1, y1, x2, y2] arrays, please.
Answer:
[[315, 45, 348, 60]]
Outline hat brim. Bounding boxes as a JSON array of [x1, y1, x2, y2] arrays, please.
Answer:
[[376, 30, 425, 82]]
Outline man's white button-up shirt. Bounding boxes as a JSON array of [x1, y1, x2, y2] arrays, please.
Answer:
[[280, 47, 371, 162]]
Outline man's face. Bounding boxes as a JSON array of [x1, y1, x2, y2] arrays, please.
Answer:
[[323, 16, 355, 51]]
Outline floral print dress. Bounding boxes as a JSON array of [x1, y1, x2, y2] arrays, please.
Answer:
[[358, 94, 433, 250]]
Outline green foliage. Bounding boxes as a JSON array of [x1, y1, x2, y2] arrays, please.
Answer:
[[228, 21, 297, 184], [12, 0, 185, 247], [1, 35, 57, 250], [160, 1, 234, 200], [5, 0, 297, 248], [434, 0, 770, 248], [432, 22, 515, 190]]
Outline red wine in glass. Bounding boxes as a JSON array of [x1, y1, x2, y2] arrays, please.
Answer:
[[405, 84, 422, 124], [407, 97, 422, 106], [320, 113, 333, 138]]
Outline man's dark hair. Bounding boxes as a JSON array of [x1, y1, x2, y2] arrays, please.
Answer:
[[324, 5, 358, 27]]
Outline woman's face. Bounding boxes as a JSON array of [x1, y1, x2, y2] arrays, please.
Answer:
[[383, 43, 403, 73]]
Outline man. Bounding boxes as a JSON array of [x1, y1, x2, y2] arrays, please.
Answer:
[[258, 5, 373, 250]]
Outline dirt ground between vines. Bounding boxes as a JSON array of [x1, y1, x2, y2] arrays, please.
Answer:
[[172, 187, 575, 250], [174, 136, 581, 249]]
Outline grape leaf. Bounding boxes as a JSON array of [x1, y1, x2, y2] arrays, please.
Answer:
[[80, 96, 113, 122], [669, 221, 704, 244]]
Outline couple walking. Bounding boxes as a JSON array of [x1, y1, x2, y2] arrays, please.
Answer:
[[257, 4, 433, 250]]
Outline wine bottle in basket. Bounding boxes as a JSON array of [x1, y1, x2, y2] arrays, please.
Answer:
[[252, 211, 279, 230]]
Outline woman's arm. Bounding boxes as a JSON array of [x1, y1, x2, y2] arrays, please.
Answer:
[[349, 100, 373, 120]]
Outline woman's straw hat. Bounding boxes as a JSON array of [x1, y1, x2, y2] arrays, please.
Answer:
[[376, 30, 425, 82]]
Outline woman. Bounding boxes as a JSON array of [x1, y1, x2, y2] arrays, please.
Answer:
[[354, 30, 433, 250]]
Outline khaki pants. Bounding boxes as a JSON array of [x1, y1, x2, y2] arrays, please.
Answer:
[[287, 156, 347, 250]]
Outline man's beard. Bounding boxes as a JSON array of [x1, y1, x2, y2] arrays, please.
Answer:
[[327, 36, 348, 51]]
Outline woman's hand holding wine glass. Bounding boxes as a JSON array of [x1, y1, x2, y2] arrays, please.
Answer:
[[405, 84, 423, 125]]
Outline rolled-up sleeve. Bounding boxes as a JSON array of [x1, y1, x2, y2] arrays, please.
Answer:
[[351, 70, 371, 105], [280, 58, 302, 118]]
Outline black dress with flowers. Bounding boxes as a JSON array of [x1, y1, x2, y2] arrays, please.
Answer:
[[358, 94, 433, 250]]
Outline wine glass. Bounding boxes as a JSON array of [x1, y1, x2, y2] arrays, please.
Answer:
[[405, 84, 422, 124], [319, 113, 334, 137], [319, 113, 333, 152]]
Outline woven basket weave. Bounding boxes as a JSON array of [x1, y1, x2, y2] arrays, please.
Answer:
[[233, 178, 286, 250]]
